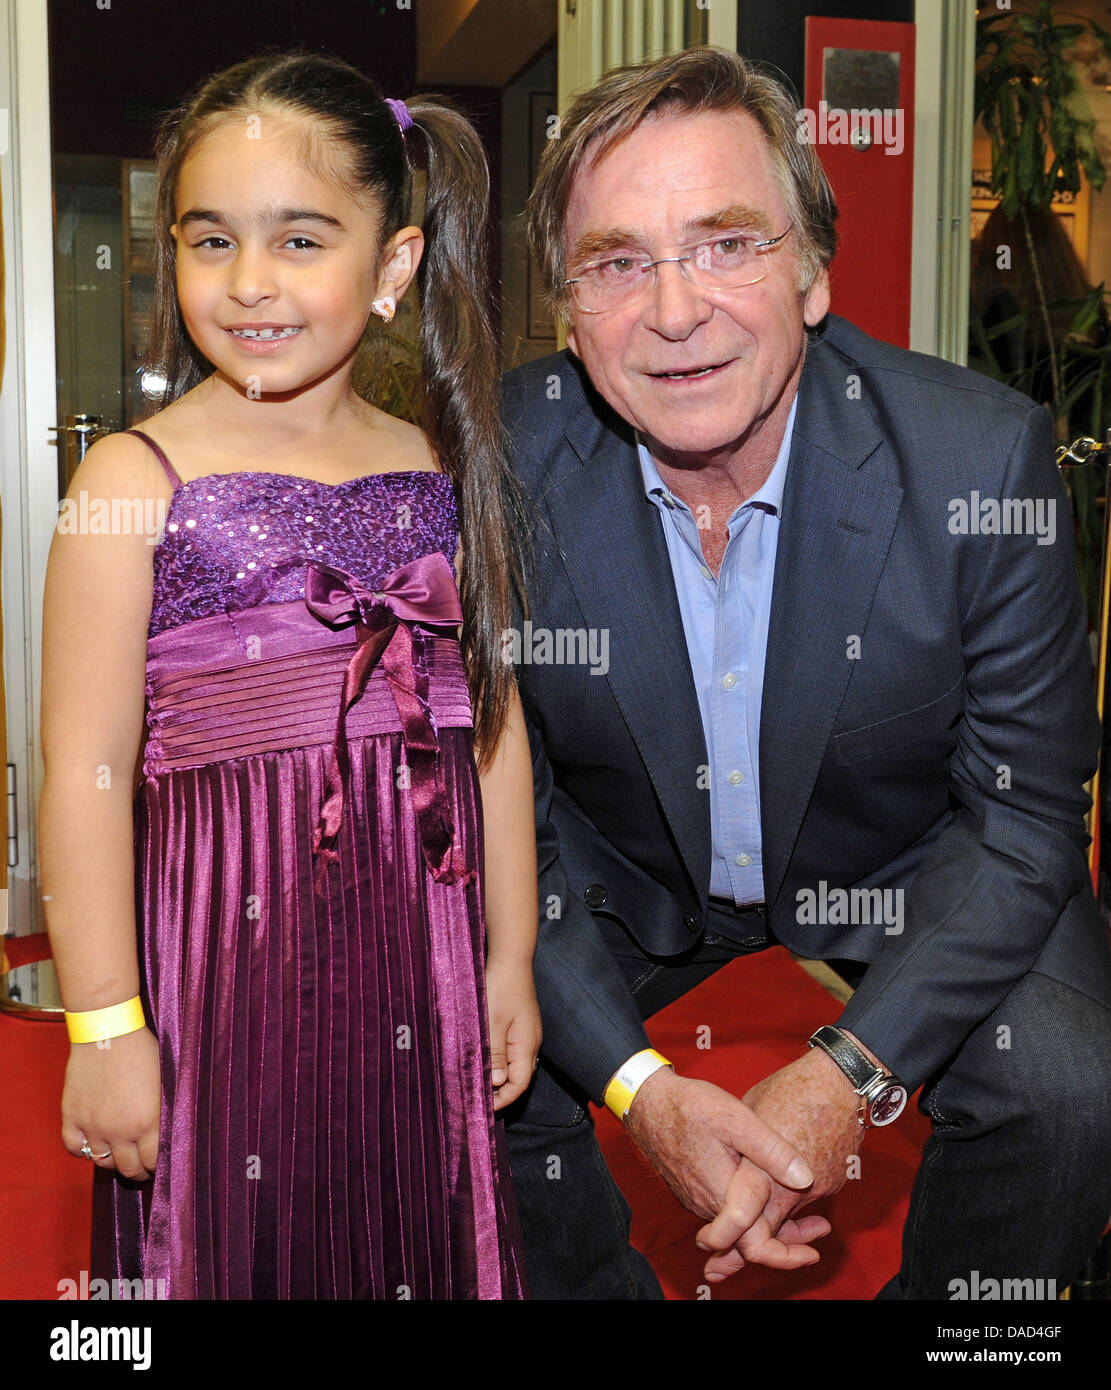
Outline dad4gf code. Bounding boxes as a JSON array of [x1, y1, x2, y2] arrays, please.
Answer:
[[937, 1326, 1062, 1340]]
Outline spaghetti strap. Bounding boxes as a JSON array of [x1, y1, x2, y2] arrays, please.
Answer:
[[126, 428, 182, 490]]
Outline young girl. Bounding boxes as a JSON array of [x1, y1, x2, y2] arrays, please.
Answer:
[[38, 51, 538, 1300]]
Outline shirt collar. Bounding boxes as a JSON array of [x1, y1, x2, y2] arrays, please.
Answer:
[[637, 393, 797, 518]]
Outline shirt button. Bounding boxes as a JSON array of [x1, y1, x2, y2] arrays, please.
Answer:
[[728, 770, 744, 785], [722, 672, 738, 690], [735, 853, 752, 867], [700, 564, 713, 581], [584, 883, 607, 909], [682, 911, 700, 933]]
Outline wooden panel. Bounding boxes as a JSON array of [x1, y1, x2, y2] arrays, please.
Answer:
[[648, 0, 665, 57], [667, 0, 685, 51], [626, 0, 646, 64], [604, 0, 624, 71]]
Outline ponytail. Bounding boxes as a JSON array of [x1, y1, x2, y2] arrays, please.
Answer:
[[405, 96, 526, 764], [147, 56, 524, 760]]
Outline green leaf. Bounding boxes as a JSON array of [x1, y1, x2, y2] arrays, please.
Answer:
[[1082, 143, 1107, 192], [975, 68, 1009, 124], [1016, 96, 1038, 195], [969, 305, 1003, 378], [981, 307, 1044, 341], [1002, 163, 1020, 219], [1067, 290, 1102, 338]]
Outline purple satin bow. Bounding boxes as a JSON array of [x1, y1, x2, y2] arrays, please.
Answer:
[[303, 551, 475, 891]]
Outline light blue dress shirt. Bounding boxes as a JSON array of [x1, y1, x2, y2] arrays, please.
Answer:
[[636, 396, 796, 906]]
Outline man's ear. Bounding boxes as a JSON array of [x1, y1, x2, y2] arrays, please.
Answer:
[[566, 320, 580, 358], [803, 264, 831, 327]]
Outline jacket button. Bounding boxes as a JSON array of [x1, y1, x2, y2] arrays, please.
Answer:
[[584, 883, 607, 909], [683, 912, 700, 933]]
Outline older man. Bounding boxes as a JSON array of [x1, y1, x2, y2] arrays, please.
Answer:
[[500, 46, 1111, 1300]]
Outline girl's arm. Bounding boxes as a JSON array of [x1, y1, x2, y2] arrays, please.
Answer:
[[39, 432, 166, 1179], [476, 679, 541, 1111]]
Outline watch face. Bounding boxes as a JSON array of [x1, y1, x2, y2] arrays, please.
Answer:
[[869, 1084, 908, 1127]]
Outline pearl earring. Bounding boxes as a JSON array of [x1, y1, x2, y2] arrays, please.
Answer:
[[372, 296, 396, 324]]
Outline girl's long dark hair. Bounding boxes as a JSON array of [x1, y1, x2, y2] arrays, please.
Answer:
[[148, 50, 525, 760]]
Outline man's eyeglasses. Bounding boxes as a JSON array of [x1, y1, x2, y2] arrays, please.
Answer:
[[562, 225, 793, 315]]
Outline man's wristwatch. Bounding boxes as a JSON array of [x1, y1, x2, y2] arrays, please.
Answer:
[[807, 1025, 908, 1128]]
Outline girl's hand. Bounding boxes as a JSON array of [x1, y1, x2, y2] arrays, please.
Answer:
[[61, 1026, 162, 1181], [485, 954, 541, 1111]]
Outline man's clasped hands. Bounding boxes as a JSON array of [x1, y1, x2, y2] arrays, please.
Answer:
[[625, 1039, 876, 1282]]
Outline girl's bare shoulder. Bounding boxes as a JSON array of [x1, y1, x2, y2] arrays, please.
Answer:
[[359, 403, 442, 475], [67, 423, 176, 502]]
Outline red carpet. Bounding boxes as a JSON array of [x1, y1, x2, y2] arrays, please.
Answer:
[[0, 932, 53, 970], [0, 1013, 92, 1301], [593, 946, 931, 1300], [0, 947, 927, 1300]]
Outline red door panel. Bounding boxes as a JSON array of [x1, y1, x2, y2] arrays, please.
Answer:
[[804, 17, 916, 348]]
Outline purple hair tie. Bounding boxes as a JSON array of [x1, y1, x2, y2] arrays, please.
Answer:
[[385, 98, 413, 134]]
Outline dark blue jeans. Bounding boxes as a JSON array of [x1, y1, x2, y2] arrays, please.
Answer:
[[503, 905, 1111, 1300]]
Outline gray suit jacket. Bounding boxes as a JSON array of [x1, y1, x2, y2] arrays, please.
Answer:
[[502, 313, 1108, 1101]]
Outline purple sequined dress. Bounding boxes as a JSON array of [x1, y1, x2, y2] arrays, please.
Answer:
[[90, 430, 527, 1299]]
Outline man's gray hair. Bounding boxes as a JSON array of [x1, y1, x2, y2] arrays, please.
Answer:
[[526, 45, 838, 321]]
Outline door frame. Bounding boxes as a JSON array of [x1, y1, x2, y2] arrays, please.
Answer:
[[910, 0, 975, 361], [1, 0, 60, 935]]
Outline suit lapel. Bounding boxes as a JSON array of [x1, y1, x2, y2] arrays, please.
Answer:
[[542, 387, 711, 900], [759, 332, 904, 908], [539, 328, 904, 916]]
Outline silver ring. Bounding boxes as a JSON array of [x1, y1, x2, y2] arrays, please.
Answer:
[[79, 1139, 112, 1162]]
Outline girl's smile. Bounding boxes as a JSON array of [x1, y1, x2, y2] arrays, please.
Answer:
[[225, 323, 305, 350]]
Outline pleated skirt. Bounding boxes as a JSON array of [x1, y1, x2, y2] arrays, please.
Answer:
[[90, 603, 527, 1299]]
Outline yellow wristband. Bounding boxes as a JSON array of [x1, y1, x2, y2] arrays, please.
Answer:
[[603, 1048, 672, 1122], [65, 996, 146, 1044]]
